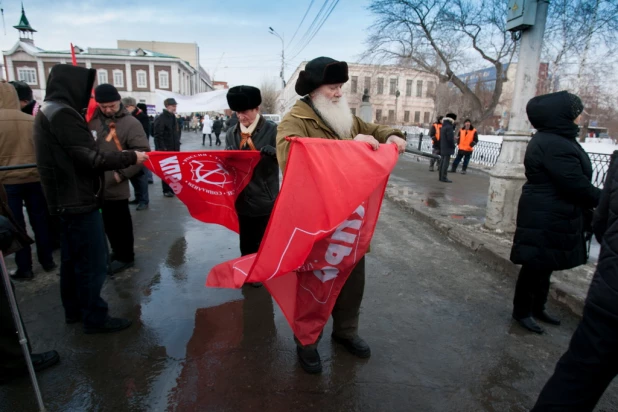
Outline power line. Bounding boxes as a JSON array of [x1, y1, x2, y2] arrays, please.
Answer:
[[288, 0, 340, 62], [286, 0, 332, 57], [286, 0, 315, 51]]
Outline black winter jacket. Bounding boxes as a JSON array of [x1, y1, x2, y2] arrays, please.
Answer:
[[510, 91, 601, 270], [153, 110, 180, 151], [213, 119, 223, 134], [440, 117, 456, 156], [226, 116, 279, 217], [132, 107, 151, 138], [34, 64, 137, 215]]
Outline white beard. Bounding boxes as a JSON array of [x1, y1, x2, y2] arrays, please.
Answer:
[[312, 93, 354, 138]]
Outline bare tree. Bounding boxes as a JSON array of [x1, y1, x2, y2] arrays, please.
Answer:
[[259, 80, 280, 114], [364, 0, 516, 124]]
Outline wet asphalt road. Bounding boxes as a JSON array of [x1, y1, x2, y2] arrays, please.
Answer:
[[2, 131, 618, 412]]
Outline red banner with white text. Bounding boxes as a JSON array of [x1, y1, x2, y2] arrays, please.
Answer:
[[206, 138, 398, 345], [145, 151, 261, 233]]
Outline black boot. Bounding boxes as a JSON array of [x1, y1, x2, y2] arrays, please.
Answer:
[[533, 310, 561, 325], [513, 315, 544, 334], [296, 346, 322, 374], [84, 317, 132, 334], [332, 335, 371, 358]]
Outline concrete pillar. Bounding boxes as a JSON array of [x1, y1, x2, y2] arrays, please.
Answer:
[[149, 63, 155, 92], [37, 60, 46, 91], [5, 58, 14, 81], [125, 62, 133, 92]]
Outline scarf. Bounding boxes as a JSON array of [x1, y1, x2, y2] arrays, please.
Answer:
[[239, 115, 261, 150]]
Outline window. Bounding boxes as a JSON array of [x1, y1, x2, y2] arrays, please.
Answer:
[[376, 109, 382, 122], [159, 71, 169, 89], [427, 81, 435, 98], [364, 76, 371, 94], [351, 76, 358, 93], [389, 79, 397, 95], [17, 67, 37, 85], [414, 111, 421, 123], [424, 112, 430, 124], [113, 70, 124, 88], [406, 80, 412, 97], [350, 108, 356, 116], [136, 70, 147, 88], [97, 69, 108, 85], [404, 111, 410, 122], [377, 78, 384, 94], [388, 110, 395, 122], [416, 80, 423, 97]]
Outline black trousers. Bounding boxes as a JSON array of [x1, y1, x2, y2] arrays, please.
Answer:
[[0, 279, 32, 372], [238, 214, 271, 256], [532, 277, 618, 411], [439, 155, 451, 181], [215, 132, 221, 145], [102, 199, 134, 263], [202, 134, 212, 145], [513, 265, 553, 319]]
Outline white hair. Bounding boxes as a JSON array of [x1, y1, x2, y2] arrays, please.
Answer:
[[311, 92, 354, 139]]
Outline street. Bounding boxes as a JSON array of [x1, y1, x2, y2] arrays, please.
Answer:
[[1, 131, 617, 412]]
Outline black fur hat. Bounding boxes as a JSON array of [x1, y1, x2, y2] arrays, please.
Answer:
[[295, 57, 349, 96], [227, 85, 262, 112]]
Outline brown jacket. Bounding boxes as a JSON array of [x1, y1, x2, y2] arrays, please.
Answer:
[[276, 98, 405, 173], [89, 106, 150, 201], [0, 83, 39, 185]]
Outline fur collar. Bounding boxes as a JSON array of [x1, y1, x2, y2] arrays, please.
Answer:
[[442, 117, 455, 124]]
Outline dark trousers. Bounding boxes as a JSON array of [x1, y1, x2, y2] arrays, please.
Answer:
[[513, 265, 553, 319], [238, 214, 271, 256], [162, 181, 173, 195], [215, 132, 221, 146], [101, 199, 134, 263], [452, 152, 472, 171], [60, 210, 109, 327], [202, 134, 212, 145], [439, 155, 451, 181], [296, 256, 366, 349], [129, 168, 150, 205], [429, 148, 441, 168], [0, 279, 32, 372], [4, 182, 54, 272]]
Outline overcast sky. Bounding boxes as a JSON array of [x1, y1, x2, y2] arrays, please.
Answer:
[[0, 0, 375, 88]]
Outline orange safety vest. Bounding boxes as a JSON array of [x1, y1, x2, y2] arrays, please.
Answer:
[[433, 123, 442, 141], [458, 128, 477, 151]]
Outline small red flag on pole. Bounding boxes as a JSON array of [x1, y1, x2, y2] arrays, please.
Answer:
[[71, 42, 97, 121], [70, 43, 77, 66]]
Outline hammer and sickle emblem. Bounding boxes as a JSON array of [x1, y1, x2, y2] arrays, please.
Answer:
[[190, 160, 232, 188]]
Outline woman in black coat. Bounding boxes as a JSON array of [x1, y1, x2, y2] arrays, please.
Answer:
[[510, 91, 601, 334]]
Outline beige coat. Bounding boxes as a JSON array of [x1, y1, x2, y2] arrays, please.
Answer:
[[0, 83, 39, 185]]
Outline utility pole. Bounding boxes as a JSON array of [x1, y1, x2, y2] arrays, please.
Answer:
[[485, 0, 550, 232], [269, 27, 285, 89]]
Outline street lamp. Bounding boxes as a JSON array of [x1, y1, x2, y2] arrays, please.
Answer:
[[395, 89, 401, 124], [269, 27, 285, 89]]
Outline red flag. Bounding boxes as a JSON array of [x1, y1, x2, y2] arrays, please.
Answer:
[[207, 138, 398, 345], [145, 150, 261, 233], [70, 42, 97, 122], [70, 43, 77, 66]]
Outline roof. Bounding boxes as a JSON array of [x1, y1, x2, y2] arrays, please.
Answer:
[[13, 5, 36, 32]]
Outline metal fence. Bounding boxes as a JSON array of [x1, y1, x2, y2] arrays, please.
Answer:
[[404, 133, 612, 188]]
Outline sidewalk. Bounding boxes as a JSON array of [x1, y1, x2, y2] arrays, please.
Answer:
[[386, 154, 598, 316]]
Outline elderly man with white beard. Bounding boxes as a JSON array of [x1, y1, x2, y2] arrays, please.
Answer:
[[276, 56, 407, 374]]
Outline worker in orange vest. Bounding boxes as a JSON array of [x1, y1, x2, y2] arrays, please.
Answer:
[[451, 119, 479, 174], [428, 116, 443, 172]]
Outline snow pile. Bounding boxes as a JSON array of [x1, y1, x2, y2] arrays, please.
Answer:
[[478, 135, 617, 155]]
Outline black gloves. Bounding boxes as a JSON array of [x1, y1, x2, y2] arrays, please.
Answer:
[[260, 145, 277, 158]]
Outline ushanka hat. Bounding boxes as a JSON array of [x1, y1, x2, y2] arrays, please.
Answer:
[[226, 85, 262, 112], [445, 113, 458, 121], [295, 57, 349, 96]]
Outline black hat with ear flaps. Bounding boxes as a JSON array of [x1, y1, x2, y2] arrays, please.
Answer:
[[295, 57, 349, 96]]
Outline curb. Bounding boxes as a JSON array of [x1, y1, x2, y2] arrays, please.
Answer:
[[385, 187, 585, 317]]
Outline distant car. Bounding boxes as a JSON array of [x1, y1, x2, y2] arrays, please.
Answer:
[[263, 114, 281, 124]]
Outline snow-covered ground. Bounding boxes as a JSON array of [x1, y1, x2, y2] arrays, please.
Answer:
[[478, 135, 616, 154]]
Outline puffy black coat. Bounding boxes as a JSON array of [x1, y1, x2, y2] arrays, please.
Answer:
[[510, 91, 601, 270], [153, 110, 180, 151], [132, 107, 151, 138], [225, 115, 279, 217], [212, 119, 223, 134], [440, 118, 456, 156], [34, 65, 137, 216]]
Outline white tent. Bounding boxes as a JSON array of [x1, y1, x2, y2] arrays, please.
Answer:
[[155, 89, 230, 113]]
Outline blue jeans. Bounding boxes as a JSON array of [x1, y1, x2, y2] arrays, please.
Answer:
[[4, 182, 54, 272], [130, 167, 150, 205], [452, 151, 472, 171], [60, 210, 109, 327]]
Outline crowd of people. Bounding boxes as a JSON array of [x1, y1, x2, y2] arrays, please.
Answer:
[[0, 55, 617, 411]]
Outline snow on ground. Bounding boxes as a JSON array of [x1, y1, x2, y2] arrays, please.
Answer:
[[478, 135, 617, 154]]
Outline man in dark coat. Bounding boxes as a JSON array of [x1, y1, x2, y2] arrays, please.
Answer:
[[531, 151, 618, 411], [9, 80, 40, 116], [510, 91, 601, 334], [34, 64, 148, 334], [225, 86, 279, 286], [439, 113, 457, 182], [154, 98, 181, 197], [122, 97, 152, 210], [226, 112, 238, 129], [213, 116, 224, 146], [428, 116, 442, 172]]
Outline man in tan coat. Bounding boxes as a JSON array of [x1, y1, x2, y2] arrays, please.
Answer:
[[0, 82, 56, 280], [89, 84, 150, 275], [276, 56, 407, 374]]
